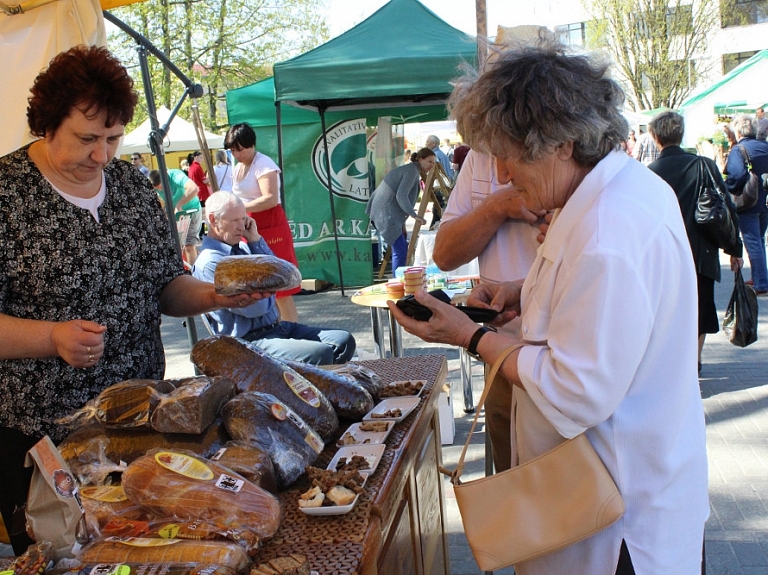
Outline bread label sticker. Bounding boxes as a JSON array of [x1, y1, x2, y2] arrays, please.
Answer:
[[107, 536, 181, 547], [215, 473, 245, 493], [154, 452, 214, 481], [81, 485, 128, 503], [271, 403, 287, 421], [283, 371, 321, 407], [86, 565, 130, 575], [283, 406, 324, 454]]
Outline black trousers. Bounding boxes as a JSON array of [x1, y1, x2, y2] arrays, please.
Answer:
[[615, 540, 706, 574], [0, 427, 40, 554]]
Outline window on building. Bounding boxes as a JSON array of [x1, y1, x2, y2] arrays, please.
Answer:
[[722, 0, 768, 27], [722, 50, 759, 73], [555, 22, 586, 46]]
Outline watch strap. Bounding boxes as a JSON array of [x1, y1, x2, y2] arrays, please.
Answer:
[[467, 326, 495, 359]]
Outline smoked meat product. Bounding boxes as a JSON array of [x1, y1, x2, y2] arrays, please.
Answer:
[[281, 359, 373, 420], [222, 392, 323, 488], [192, 336, 338, 441], [78, 539, 250, 573], [214, 254, 301, 296], [151, 376, 236, 434], [121, 449, 282, 540]]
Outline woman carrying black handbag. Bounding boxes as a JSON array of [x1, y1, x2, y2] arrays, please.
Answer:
[[647, 111, 744, 373]]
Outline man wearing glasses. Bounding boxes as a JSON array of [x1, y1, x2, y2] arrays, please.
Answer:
[[131, 154, 150, 177]]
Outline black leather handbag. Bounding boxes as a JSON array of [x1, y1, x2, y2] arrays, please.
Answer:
[[732, 145, 759, 212], [695, 157, 740, 253]]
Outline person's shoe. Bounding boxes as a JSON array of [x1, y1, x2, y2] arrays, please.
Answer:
[[746, 279, 754, 285], [755, 289, 768, 296]]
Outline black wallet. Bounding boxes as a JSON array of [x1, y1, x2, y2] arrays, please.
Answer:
[[396, 289, 499, 323]]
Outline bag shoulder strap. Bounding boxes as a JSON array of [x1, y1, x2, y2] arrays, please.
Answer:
[[440, 343, 525, 484], [736, 144, 753, 170]]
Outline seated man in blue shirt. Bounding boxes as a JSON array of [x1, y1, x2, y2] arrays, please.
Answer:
[[192, 191, 355, 364]]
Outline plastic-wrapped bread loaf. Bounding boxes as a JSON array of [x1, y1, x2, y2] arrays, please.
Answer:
[[122, 449, 282, 539], [214, 254, 301, 295], [192, 335, 339, 441], [281, 359, 374, 420], [150, 376, 236, 434], [47, 563, 238, 575], [222, 392, 323, 488], [211, 441, 278, 493], [77, 538, 250, 573]]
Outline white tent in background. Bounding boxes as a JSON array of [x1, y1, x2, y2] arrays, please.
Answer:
[[679, 50, 768, 148], [118, 106, 224, 155]]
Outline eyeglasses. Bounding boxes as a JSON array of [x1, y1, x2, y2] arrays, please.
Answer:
[[131, 157, 141, 161]]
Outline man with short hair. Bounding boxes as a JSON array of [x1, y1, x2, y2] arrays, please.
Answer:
[[756, 106, 768, 141], [149, 169, 202, 265], [131, 153, 150, 177], [632, 130, 660, 165], [193, 191, 356, 364]]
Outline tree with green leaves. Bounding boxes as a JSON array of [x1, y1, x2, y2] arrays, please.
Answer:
[[107, 0, 330, 132], [583, 0, 733, 111]]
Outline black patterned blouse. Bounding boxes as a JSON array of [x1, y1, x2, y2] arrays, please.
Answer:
[[0, 146, 186, 441]]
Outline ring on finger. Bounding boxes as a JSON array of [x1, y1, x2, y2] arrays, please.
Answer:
[[88, 354, 95, 363], [87, 346, 92, 355]]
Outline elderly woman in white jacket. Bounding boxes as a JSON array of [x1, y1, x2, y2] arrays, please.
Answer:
[[388, 40, 708, 575]]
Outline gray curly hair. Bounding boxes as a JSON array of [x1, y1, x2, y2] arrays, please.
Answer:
[[448, 38, 628, 167]]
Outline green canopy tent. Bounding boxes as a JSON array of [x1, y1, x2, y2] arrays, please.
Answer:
[[226, 0, 477, 290]]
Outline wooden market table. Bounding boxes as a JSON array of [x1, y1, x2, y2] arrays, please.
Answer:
[[250, 354, 451, 575]]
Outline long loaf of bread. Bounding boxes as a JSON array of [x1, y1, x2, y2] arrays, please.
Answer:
[[122, 449, 282, 539], [78, 538, 250, 573]]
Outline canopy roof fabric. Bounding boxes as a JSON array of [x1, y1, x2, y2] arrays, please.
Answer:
[[272, 0, 477, 110], [678, 49, 768, 147], [118, 106, 224, 155]]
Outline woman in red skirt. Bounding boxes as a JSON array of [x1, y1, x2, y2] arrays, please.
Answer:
[[225, 123, 300, 321]]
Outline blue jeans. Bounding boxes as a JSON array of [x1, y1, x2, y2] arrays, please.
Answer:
[[390, 232, 408, 272], [247, 321, 356, 365], [738, 211, 768, 291]]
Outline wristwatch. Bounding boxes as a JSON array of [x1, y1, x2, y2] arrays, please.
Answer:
[[466, 326, 496, 360]]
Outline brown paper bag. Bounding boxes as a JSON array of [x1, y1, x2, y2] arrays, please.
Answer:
[[24, 436, 85, 559]]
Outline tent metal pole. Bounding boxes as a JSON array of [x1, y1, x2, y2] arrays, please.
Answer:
[[318, 106, 346, 296], [105, 10, 204, 355], [275, 102, 286, 205]]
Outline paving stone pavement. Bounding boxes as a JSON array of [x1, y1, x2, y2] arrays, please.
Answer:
[[155, 255, 767, 575]]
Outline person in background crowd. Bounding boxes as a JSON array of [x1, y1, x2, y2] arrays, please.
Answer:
[[631, 129, 660, 165], [647, 111, 743, 373], [225, 122, 302, 322], [389, 39, 708, 574], [193, 192, 355, 364], [626, 129, 636, 156], [180, 158, 189, 175], [724, 114, 768, 295], [188, 150, 210, 206], [365, 148, 433, 272], [0, 45, 268, 555], [213, 149, 233, 192], [450, 144, 471, 176], [131, 153, 150, 177], [426, 134, 453, 180], [755, 106, 768, 141], [432, 147, 544, 472], [149, 169, 202, 265]]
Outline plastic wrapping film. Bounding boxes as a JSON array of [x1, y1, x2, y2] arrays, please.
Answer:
[[213, 254, 302, 296], [121, 449, 282, 540], [192, 336, 338, 441]]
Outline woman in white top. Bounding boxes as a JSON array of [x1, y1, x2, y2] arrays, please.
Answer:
[[213, 149, 233, 192], [225, 122, 300, 321], [389, 40, 708, 575]]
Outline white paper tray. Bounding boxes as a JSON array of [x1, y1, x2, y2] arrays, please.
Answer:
[[363, 396, 421, 423], [337, 420, 394, 447], [327, 443, 386, 476]]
